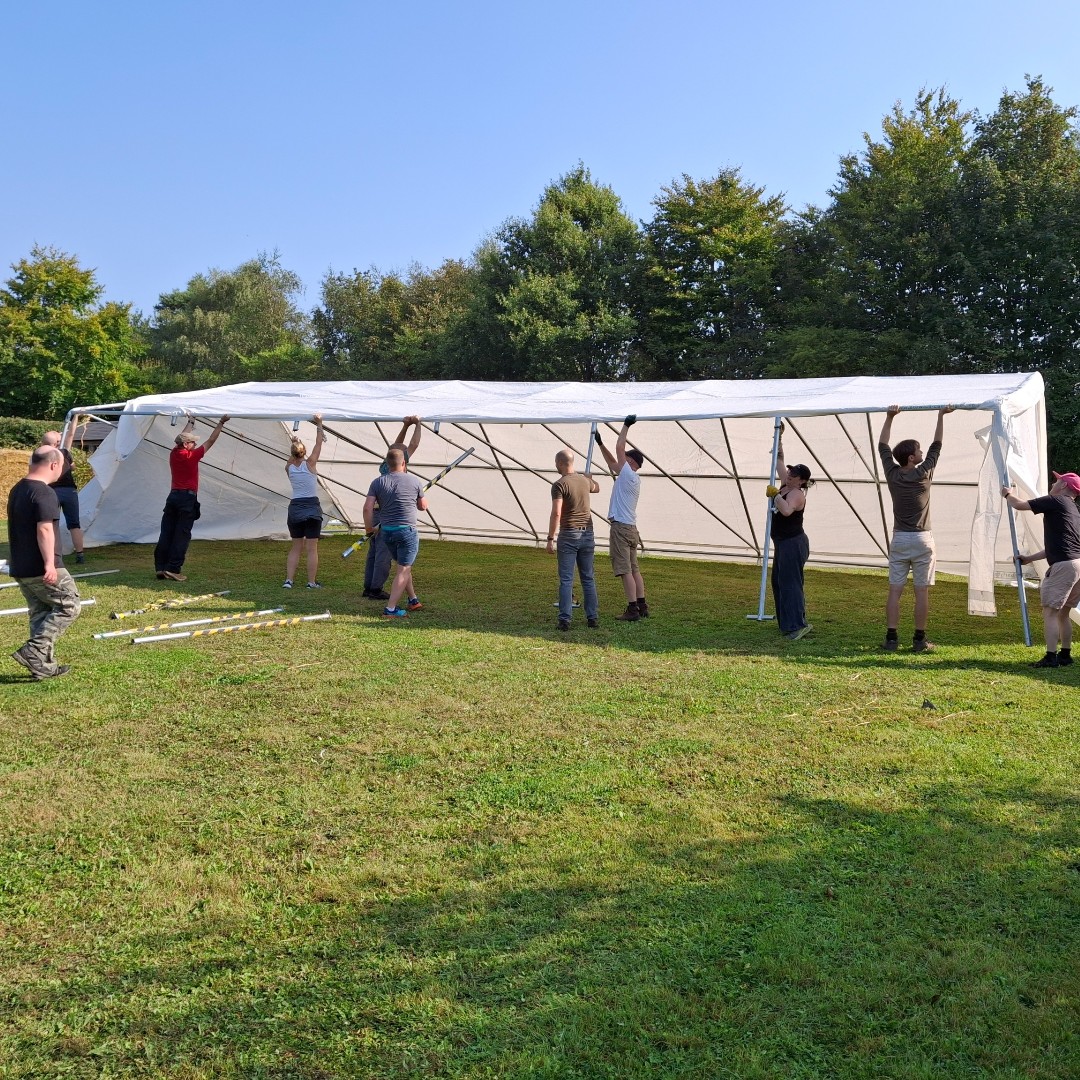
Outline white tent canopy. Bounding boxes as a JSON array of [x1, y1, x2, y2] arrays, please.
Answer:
[[75, 373, 1048, 619]]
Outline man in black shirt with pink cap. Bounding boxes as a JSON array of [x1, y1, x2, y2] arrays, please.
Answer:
[[1002, 470, 1080, 668]]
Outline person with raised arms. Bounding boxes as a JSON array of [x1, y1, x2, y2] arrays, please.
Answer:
[[878, 404, 954, 652], [154, 413, 230, 582], [283, 413, 326, 589], [40, 418, 86, 564], [1002, 471, 1080, 669], [363, 446, 428, 618], [767, 424, 814, 641], [594, 414, 649, 622]]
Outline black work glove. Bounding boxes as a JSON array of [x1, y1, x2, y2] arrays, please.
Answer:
[[624, 414, 637, 427]]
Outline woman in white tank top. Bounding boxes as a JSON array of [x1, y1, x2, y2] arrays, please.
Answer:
[[283, 414, 325, 588]]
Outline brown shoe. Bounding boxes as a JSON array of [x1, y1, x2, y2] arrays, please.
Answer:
[[161, 570, 188, 582], [615, 604, 640, 622]]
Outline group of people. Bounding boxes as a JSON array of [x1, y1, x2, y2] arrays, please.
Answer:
[[7, 406, 1080, 681]]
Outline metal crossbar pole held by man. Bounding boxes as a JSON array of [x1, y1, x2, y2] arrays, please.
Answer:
[[1, 598, 96, 617], [132, 611, 331, 644], [0, 569, 120, 590], [111, 590, 231, 620], [94, 608, 285, 639], [341, 446, 477, 558]]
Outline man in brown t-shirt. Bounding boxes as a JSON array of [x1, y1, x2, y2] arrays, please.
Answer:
[[878, 404, 954, 653], [547, 449, 600, 631]]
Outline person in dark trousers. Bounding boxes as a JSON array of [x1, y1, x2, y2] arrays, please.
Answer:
[[154, 414, 229, 582], [40, 419, 86, 562], [364, 416, 422, 600], [1002, 471, 1080, 668], [768, 424, 814, 640], [878, 404, 954, 652], [7, 446, 81, 680]]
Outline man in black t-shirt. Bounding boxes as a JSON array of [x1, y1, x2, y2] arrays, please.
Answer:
[[6, 447, 81, 680], [1002, 471, 1080, 669]]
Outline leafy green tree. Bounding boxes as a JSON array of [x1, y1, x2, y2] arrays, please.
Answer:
[[448, 166, 643, 381], [638, 170, 786, 380], [0, 246, 144, 416], [146, 252, 314, 387], [313, 260, 472, 379]]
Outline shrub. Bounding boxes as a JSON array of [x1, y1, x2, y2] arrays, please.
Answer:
[[0, 417, 62, 449]]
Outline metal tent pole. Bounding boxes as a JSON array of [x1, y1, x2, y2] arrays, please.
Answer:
[[1002, 466, 1033, 647], [747, 417, 782, 622]]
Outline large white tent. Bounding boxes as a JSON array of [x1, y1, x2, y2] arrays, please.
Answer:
[[74, 373, 1048, 620]]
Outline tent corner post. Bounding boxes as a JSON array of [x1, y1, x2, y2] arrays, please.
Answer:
[[748, 416, 783, 621], [1002, 465, 1033, 647]]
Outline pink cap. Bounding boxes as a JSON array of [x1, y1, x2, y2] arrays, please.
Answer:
[[1052, 471, 1080, 494]]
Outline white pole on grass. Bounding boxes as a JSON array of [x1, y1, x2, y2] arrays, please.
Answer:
[[0, 569, 120, 589], [95, 608, 285, 639], [133, 611, 330, 644], [747, 416, 783, 621], [1, 598, 96, 617]]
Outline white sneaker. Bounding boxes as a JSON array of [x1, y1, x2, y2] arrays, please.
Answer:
[[283, 580, 293, 588]]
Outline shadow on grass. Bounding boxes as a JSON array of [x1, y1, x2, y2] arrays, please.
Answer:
[[13, 783, 1079, 1078]]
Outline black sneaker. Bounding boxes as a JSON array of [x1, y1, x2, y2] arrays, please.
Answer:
[[637, 600, 650, 618], [75, 552, 86, 564], [587, 618, 600, 628], [364, 589, 391, 601], [1057, 652, 1073, 666], [557, 619, 570, 632], [881, 638, 899, 652], [912, 638, 935, 654], [1032, 654, 1059, 668]]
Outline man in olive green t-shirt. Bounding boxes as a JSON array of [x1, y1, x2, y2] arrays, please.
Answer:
[[547, 449, 600, 631]]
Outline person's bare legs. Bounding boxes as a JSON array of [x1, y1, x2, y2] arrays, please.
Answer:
[[621, 574, 637, 603], [1059, 608, 1073, 650], [70, 526, 84, 556], [286, 539, 303, 582], [388, 565, 413, 610], [305, 538, 319, 585], [913, 585, 930, 632], [886, 583, 905, 629], [1043, 605, 1062, 653]]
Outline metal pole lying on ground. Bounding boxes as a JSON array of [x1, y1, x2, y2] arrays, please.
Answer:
[[95, 608, 285, 639], [342, 447, 477, 558], [1, 598, 96, 617], [0, 569, 120, 590], [111, 591, 231, 620], [748, 417, 783, 621], [133, 611, 330, 644]]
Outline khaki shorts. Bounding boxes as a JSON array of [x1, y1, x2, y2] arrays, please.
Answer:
[[888, 530, 936, 587], [608, 519, 640, 577], [1040, 559, 1080, 610]]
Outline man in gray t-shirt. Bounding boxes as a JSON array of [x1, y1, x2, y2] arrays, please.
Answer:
[[877, 404, 954, 653], [364, 448, 428, 618]]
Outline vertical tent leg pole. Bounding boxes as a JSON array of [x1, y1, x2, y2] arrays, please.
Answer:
[[584, 422, 598, 475], [1002, 466, 1033, 647], [747, 416, 782, 622]]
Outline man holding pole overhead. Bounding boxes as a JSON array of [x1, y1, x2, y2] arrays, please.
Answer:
[[595, 415, 648, 622], [364, 416, 422, 600]]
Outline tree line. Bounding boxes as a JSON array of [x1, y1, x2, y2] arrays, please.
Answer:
[[2, 77, 1078, 461]]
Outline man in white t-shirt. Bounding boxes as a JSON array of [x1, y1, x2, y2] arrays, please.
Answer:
[[595, 415, 648, 621]]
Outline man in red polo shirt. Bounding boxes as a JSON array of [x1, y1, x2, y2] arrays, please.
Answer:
[[154, 414, 230, 581]]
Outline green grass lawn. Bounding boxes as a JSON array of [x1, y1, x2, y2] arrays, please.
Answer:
[[1, 536, 1077, 1078]]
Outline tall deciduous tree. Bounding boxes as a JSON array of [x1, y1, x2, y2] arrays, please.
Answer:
[[449, 166, 643, 381], [0, 246, 144, 417], [638, 170, 786, 379], [146, 253, 314, 388]]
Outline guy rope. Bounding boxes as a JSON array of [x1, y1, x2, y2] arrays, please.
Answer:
[[132, 611, 331, 644], [95, 608, 285, 639], [111, 591, 231, 620], [342, 446, 476, 558]]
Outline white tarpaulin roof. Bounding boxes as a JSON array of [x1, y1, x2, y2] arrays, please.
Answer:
[[75, 373, 1048, 618]]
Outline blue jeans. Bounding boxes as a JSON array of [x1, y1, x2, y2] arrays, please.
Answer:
[[557, 528, 598, 623]]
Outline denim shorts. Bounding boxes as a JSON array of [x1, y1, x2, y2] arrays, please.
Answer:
[[381, 525, 419, 567]]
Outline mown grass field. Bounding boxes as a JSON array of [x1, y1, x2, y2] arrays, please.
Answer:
[[1, 534, 1078, 1078]]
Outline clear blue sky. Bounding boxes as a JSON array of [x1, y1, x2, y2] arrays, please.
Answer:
[[4, 0, 1080, 317]]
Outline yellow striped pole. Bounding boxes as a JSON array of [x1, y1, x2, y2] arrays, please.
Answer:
[[111, 590, 231, 620], [132, 611, 330, 644], [95, 607, 284, 639]]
